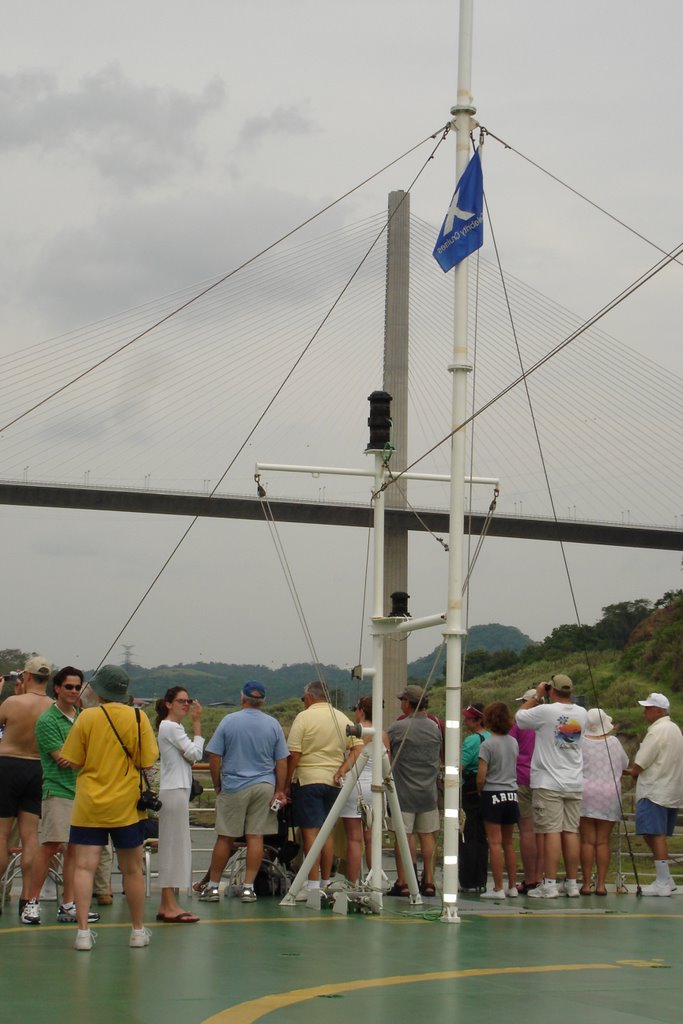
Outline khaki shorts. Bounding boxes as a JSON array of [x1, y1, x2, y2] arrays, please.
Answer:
[[388, 808, 440, 835], [39, 796, 73, 844], [517, 784, 533, 819], [532, 788, 581, 834], [215, 783, 276, 838]]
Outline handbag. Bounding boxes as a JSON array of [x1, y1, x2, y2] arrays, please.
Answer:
[[189, 777, 203, 802], [101, 706, 162, 812]]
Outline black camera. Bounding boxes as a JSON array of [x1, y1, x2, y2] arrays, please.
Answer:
[[544, 683, 551, 694], [137, 789, 162, 813]]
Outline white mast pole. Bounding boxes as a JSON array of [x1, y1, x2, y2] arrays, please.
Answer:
[[441, 0, 476, 924]]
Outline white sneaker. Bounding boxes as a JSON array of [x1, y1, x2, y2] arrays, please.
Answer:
[[240, 885, 257, 903], [641, 880, 676, 897], [129, 927, 152, 947], [479, 888, 506, 900], [506, 886, 519, 898], [20, 899, 41, 925], [563, 881, 581, 898], [74, 929, 96, 951], [527, 881, 559, 899]]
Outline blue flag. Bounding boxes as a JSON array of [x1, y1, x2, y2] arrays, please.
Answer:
[[433, 148, 483, 272]]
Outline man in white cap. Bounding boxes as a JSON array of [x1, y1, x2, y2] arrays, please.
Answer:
[[515, 674, 587, 899], [0, 656, 54, 915], [624, 692, 683, 896]]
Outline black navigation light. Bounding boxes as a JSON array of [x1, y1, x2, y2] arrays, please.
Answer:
[[390, 591, 411, 617], [366, 390, 392, 451]]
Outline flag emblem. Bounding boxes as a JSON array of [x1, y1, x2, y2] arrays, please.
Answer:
[[433, 148, 484, 272]]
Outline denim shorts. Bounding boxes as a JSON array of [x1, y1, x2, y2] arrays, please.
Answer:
[[291, 782, 339, 829], [69, 821, 146, 849], [635, 798, 678, 837]]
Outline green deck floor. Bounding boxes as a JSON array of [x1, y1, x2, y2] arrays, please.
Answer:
[[2, 891, 681, 1023]]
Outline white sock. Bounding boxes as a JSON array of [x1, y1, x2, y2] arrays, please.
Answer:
[[654, 860, 672, 883], [306, 880, 320, 891]]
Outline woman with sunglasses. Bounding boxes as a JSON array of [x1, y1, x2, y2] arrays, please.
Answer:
[[155, 686, 204, 922]]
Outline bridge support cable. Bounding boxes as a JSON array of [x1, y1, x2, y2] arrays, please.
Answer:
[[380, 237, 683, 493]]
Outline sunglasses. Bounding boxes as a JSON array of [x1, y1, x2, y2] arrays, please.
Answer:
[[62, 684, 82, 692], [174, 697, 192, 705]]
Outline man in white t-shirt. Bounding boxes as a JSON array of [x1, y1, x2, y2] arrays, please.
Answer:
[[625, 692, 683, 896], [515, 674, 588, 899]]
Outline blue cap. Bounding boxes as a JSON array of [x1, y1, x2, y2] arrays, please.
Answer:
[[242, 681, 265, 699]]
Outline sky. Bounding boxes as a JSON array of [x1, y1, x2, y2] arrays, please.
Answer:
[[1, 0, 681, 672]]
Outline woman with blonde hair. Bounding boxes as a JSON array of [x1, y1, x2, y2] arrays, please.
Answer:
[[579, 708, 627, 895]]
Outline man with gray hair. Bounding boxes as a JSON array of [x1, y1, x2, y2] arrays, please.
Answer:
[[200, 682, 288, 904], [515, 674, 587, 899], [0, 656, 53, 916], [387, 685, 442, 897], [625, 692, 683, 896], [285, 680, 362, 898]]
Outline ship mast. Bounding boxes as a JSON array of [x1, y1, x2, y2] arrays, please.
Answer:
[[441, 0, 477, 924]]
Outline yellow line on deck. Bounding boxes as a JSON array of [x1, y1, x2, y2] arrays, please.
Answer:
[[201, 960, 662, 1024]]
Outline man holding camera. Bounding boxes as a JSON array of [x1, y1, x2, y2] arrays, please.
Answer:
[[515, 674, 587, 899], [200, 681, 289, 904], [61, 665, 158, 950]]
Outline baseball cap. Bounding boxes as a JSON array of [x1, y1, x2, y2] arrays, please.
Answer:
[[242, 681, 266, 699], [638, 692, 670, 710], [549, 674, 573, 695], [24, 656, 51, 678], [463, 704, 484, 720], [397, 685, 426, 705], [515, 688, 537, 702]]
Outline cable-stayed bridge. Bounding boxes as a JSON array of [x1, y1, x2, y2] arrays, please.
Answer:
[[1, 213, 681, 542]]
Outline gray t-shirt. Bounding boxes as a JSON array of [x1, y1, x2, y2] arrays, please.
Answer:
[[479, 733, 519, 792], [387, 714, 442, 813]]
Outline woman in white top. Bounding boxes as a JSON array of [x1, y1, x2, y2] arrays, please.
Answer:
[[334, 696, 389, 884], [579, 708, 628, 895], [155, 687, 204, 921]]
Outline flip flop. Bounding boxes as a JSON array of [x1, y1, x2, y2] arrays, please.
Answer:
[[155, 912, 200, 923], [594, 889, 608, 896], [579, 888, 593, 896]]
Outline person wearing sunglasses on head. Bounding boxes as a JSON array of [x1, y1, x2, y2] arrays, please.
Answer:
[[21, 667, 100, 927], [0, 655, 54, 921]]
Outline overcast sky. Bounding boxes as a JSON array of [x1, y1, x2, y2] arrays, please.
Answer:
[[1, 1, 681, 672]]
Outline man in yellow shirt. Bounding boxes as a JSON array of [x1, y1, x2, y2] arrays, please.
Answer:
[[61, 665, 158, 951], [285, 680, 362, 898]]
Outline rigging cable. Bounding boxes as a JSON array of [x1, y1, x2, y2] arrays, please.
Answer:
[[482, 127, 683, 270]]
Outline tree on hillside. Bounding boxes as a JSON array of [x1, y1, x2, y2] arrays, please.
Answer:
[[593, 599, 652, 649], [0, 649, 32, 675]]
